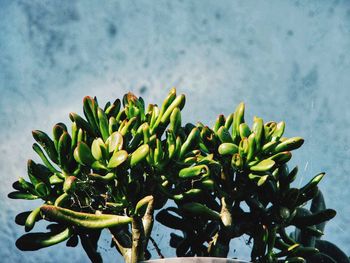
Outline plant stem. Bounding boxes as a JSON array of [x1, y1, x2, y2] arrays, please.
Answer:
[[131, 216, 145, 263], [142, 196, 154, 247], [109, 228, 132, 262], [209, 197, 232, 257]]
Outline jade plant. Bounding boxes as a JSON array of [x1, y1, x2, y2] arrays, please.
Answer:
[[9, 89, 204, 263], [157, 103, 349, 263], [9, 89, 349, 263]]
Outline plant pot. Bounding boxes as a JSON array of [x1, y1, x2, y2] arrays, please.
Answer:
[[144, 257, 249, 263]]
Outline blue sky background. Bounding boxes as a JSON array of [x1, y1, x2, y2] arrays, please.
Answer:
[[0, 0, 349, 262]]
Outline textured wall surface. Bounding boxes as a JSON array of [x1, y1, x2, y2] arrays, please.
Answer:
[[0, 0, 349, 262]]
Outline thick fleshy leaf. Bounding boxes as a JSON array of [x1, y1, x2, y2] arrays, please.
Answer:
[[106, 132, 123, 153], [32, 143, 59, 173], [291, 208, 336, 228], [40, 205, 132, 228], [25, 207, 41, 232], [32, 130, 58, 164], [179, 127, 199, 159], [217, 126, 233, 143], [69, 112, 96, 137], [232, 102, 245, 142], [169, 107, 181, 134], [129, 144, 149, 167], [181, 202, 220, 221], [8, 191, 39, 200], [239, 123, 251, 138], [53, 123, 68, 151], [252, 117, 264, 151], [91, 138, 105, 161], [107, 150, 128, 169], [73, 142, 95, 166], [250, 159, 275, 172], [179, 165, 209, 179], [35, 182, 49, 197], [274, 137, 304, 152], [57, 132, 72, 170]]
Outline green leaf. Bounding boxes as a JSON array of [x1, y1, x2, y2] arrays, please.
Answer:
[[35, 182, 49, 197], [179, 127, 199, 159], [40, 205, 132, 228], [73, 142, 95, 166], [14, 177, 35, 194], [83, 96, 100, 135], [248, 173, 269, 186], [169, 107, 181, 134], [300, 173, 325, 194], [106, 131, 123, 153], [106, 98, 121, 118], [246, 133, 256, 162], [292, 209, 336, 228], [32, 143, 59, 173], [213, 114, 225, 133], [257, 175, 268, 186], [69, 112, 96, 137], [160, 94, 186, 127], [173, 189, 202, 201], [239, 123, 251, 138], [108, 150, 128, 169], [49, 174, 64, 184], [250, 159, 275, 172], [57, 132, 72, 170], [119, 116, 137, 136], [181, 202, 220, 221], [274, 137, 304, 152], [252, 117, 264, 151], [32, 130, 58, 164], [268, 151, 292, 164], [97, 108, 109, 141], [231, 153, 243, 169], [217, 126, 233, 143], [91, 138, 105, 161], [53, 123, 67, 151], [129, 144, 149, 167], [8, 191, 39, 200], [25, 207, 41, 232], [271, 121, 285, 141], [179, 165, 209, 179], [158, 88, 177, 122], [88, 172, 116, 182], [232, 102, 245, 142]]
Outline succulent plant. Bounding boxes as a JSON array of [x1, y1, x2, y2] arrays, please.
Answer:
[[9, 89, 207, 263], [9, 90, 349, 263], [157, 102, 349, 263]]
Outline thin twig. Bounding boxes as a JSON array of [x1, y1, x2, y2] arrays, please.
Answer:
[[149, 236, 164, 259]]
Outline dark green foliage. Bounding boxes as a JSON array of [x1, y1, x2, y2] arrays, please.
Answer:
[[156, 102, 348, 263], [9, 90, 348, 263], [9, 89, 200, 263]]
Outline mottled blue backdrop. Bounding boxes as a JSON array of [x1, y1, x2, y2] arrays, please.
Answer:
[[0, 0, 349, 262]]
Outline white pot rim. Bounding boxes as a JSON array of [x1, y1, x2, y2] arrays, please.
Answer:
[[143, 257, 249, 263]]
